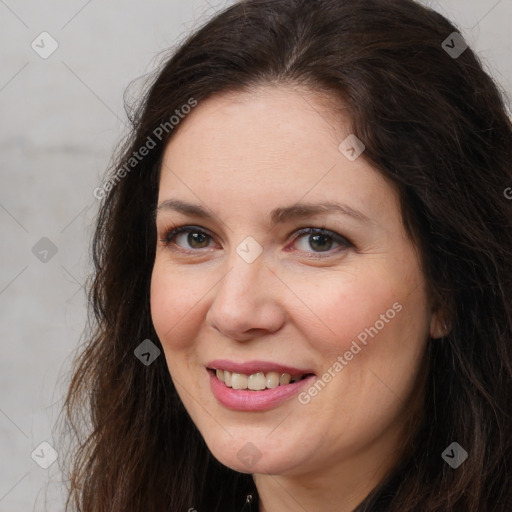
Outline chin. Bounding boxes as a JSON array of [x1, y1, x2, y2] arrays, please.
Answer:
[[206, 434, 303, 475]]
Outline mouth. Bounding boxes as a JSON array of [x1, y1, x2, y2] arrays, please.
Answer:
[[207, 367, 315, 391], [205, 359, 317, 411]]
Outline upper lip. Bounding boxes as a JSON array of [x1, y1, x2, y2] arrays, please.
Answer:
[[206, 359, 315, 375]]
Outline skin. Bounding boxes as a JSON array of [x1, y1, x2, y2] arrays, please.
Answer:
[[150, 85, 445, 512]]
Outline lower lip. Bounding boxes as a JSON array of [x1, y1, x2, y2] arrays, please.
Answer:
[[207, 370, 316, 411]]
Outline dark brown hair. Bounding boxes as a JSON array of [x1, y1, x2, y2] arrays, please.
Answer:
[[60, 0, 512, 510]]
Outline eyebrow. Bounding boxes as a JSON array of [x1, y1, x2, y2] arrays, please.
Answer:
[[155, 199, 371, 224]]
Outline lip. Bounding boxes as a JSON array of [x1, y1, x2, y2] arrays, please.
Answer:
[[206, 359, 315, 376], [206, 360, 316, 412]]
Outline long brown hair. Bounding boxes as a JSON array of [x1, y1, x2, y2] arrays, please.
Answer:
[[60, 0, 512, 510]]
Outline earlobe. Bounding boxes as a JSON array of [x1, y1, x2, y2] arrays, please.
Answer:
[[429, 312, 450, 339]]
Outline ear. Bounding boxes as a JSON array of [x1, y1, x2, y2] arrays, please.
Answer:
[[429, 310, 450, 339]]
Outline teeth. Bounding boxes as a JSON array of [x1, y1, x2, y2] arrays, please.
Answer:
[[266, 371, 280, 389], [231, 373, 248, 390], [248, 372, 266, 390], [280, 373, 291, 385], [213, 369, 307, 390]]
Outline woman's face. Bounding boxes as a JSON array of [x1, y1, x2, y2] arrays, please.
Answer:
[[150, 85, 442, 479]]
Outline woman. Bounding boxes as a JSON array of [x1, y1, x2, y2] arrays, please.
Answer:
[[62, 0, 512, 510]]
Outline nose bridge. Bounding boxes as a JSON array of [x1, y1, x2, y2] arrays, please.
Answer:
[[217, 245, 267, 307], [206, 243, 284, 337]]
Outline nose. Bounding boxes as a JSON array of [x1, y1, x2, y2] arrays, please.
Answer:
[[205, 253, 286, 342]]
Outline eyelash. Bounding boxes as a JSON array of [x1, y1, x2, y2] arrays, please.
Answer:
[[158, 224, 353, 258]]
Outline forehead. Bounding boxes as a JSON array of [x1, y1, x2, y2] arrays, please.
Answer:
[[165, 85, 344, 154], [157, 85, 399, 228]]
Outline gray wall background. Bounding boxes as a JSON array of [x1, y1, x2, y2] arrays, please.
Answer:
[[1, 1, 511, 510]]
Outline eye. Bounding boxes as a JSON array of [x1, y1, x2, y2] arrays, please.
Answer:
[[289, 227, 352, 256], [159, 224, 352, 257], [160, 225, 215, 251]]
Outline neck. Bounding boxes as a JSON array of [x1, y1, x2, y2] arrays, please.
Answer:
[[253, 399, 422, 512], [255, 453, 397, 512]]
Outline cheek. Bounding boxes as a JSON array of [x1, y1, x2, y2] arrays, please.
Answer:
[[290, 270, 428, 445], [288, 258, 429, 399], [288, 266, 408, 356], [149, 260, 208, 352]]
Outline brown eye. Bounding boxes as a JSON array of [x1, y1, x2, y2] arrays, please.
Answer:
[[162, 226, 214, 250], [292, 228, 352, 255], [183, 231, 210, 249], [306, 233, 333, 252]]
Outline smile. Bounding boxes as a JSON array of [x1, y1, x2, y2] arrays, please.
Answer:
[[209, 368, 311, 390], [205, 361, 316, 411]]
